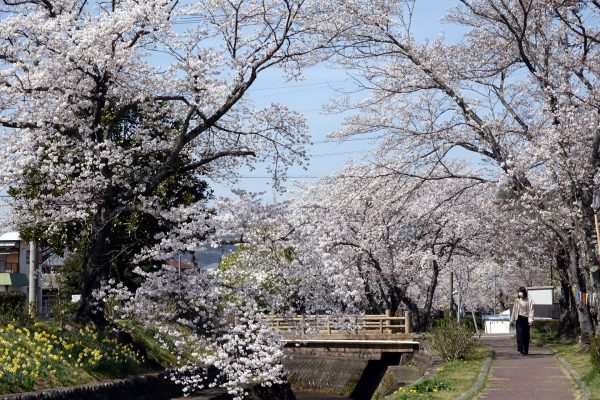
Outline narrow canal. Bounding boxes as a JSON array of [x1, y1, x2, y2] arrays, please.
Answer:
[[295, 393, 348, 400], [179, 389, 349, 399]]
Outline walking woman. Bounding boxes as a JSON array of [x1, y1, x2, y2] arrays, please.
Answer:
[[509, 287, 534, 356]]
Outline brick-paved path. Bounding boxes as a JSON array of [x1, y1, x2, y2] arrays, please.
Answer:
[[476, 335, 577, 400]]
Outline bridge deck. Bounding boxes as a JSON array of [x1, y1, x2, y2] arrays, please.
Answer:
[[282, 339, 420, 345]]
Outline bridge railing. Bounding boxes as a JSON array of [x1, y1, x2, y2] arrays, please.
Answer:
[[268, 311, 412, 334]]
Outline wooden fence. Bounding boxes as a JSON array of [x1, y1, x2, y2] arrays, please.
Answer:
[[268, 311, 412, 334]]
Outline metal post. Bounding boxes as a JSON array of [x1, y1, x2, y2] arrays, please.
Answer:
[[493, 273, 497, 315], [457, 287, 462, 324], [28, 240, 36, 318], [470, 299, 479, 335], [450, 271, 454, 318]]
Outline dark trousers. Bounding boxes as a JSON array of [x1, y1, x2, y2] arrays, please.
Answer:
[[516, 315, 530, 354]]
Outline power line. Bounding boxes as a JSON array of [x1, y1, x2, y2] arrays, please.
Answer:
[[251, 79, 349, 91], [233, 174, 371, 180], [252, 84, 349, 99], [311, 150, 370, 157], [236, 176, 320, 179], [313, 136, 384, 144]]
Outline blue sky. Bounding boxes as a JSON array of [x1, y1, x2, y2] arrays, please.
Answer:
[[209, 0, 464, 200], [0, 0, 464, 215]]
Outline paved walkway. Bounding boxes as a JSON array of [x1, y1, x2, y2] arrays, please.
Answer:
[[476, 335, 577, 400]]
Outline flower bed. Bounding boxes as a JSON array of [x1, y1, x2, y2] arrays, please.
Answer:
[[0, 323, 143, 394]]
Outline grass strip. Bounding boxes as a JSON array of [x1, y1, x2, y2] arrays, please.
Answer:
[[554, 352, 590, 400], [457, 347, 494, 400], [545, 341, 599, 400]]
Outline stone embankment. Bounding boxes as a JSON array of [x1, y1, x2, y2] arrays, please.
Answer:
[[0, 372, 181, 400], [284, 339, 430, 400], [0, 372, 295, 400]]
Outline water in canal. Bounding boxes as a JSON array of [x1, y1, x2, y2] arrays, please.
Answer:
[[294, 392, 348, 400]]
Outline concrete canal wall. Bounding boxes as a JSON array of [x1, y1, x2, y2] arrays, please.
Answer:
[[0, 372, 182, 400], [0, 373, 295, 400], [284, 349, 432, 399]]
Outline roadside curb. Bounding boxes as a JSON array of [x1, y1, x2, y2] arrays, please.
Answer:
[[550, 349, 591, 400], [456, 347, 494, 400]]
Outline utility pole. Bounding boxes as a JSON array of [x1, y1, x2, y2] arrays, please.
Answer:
[[28, 240, 36, 318], [493, 273, 497, 315], [456, 267, 461, 324], [449, 271, 454, 318], [457, 288, 461, 324]]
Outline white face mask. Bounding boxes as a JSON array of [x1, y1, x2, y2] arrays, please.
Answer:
[[517, 292, 523, 298]]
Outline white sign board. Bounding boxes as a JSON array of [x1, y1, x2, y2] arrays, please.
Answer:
[[527, 286, 554, 305]]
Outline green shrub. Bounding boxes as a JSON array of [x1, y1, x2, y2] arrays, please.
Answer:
[[430, 316, 482, 332], [49, 299, 79, 325], [410, 377, 453, 393], [591, 336, 600, 372], [0, 291, 26, 323], [459, 317, 483, 332], [533, 320, 559, 335], [429, 319, 479, 361], [388, 377, 453, 400]]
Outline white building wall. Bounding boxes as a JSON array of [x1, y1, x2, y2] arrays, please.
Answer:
[[484, 320, 515, 334]]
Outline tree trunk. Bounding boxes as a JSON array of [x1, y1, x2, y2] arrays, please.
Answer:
[[567, 245, 596, 342], [557, 249, 578, 338], [576, 207, 600, 336], [75, 206, 113, 327], [419, 259, 440, 331]]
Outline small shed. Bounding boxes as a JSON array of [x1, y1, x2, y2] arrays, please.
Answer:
[[483, 309, 514, 334]]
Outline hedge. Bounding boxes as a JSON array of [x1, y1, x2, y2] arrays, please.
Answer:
[[0, 291, 26, 322]]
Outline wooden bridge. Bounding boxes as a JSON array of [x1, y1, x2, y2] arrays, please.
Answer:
[[268, 311, 419, 358], [268, 312, 424, 399], [269, 311, 413, 335]]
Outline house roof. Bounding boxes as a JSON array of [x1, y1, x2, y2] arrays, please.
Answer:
[[483, 309, 512, 320], [0, 272, 29, 286], [168, 259, 194, 270], [0, 232, 21, 242]]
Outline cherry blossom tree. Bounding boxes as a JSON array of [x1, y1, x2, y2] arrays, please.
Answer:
[[0, 0, 331, 324], [448, 199, 557, 314], [213, 162, 489, 330], [94, 266, 286, 399], [325, 0, 600, 337]]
